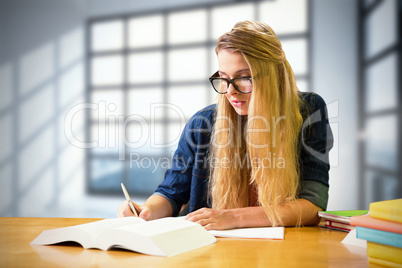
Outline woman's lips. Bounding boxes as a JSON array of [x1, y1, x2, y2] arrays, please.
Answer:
[[232, 100, 245, 107]]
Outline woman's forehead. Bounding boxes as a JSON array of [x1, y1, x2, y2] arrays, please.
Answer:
[[217, 50, 249, 74]]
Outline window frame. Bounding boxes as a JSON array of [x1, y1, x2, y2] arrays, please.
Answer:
[[357, 0, 401, 206], [85, 0, 312, 195]]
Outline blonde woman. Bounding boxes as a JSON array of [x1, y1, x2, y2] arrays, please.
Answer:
[[117, 21, 333, 230]]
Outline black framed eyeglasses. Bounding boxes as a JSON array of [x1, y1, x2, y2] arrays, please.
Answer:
[[208, 71, 253, 94]]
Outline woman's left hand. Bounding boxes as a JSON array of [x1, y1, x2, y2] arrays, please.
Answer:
[[184, 208, 239, 230]]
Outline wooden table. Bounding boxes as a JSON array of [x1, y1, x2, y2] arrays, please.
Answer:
[[0, 217, 378, 267]]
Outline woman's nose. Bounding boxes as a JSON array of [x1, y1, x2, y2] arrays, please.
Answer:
[[226, 82, 238, 95]]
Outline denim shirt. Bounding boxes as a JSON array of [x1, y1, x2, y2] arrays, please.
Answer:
[[154, 92, 334, 216]]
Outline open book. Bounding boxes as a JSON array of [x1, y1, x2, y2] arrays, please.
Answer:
[[31, 217, 216, 257]]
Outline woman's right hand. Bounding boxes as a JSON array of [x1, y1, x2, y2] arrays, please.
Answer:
[[117, 201, 153, 220]]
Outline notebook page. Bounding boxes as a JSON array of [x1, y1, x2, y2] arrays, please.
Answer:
[[209, 227, 284, 239]]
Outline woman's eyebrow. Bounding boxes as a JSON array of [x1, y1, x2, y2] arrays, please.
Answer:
[[235, 68, 251, 74], [218, 69, 251, 76]]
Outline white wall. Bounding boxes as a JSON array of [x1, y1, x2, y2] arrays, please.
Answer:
[[0, 0, 123, 218], [312, 0, 359, 210]]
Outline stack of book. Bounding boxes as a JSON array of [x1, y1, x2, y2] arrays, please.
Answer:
[[318, 210, 368, 232], [350, 199, 402, 267]]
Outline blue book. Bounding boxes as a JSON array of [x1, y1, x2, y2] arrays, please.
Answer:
[[356, 227, 402, 248]]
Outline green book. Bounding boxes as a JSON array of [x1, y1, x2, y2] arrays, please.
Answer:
[[318, 210, 369, 224]]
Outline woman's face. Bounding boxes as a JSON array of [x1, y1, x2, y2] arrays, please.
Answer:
[[217, 50, 252, 115]]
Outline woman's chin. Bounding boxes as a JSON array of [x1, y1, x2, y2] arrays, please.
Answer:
[[232, 106, 248, 116]]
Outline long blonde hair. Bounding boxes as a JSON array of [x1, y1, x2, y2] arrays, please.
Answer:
[[209, 21, 303, 226]]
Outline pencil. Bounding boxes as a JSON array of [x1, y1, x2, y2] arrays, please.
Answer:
[[121, 183, 139, 217]]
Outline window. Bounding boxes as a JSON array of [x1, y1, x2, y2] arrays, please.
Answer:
[[86, 0, 311, 195], [358, 0, 401, 206]]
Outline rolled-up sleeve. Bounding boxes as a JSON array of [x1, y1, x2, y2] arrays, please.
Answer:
[[298, 93, 334, 210]]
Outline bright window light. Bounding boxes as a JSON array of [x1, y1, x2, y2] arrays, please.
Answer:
[[211, 3, 255, 40], [129, 52, 164, 84], [259, 0, 307, 34], [168, 9, 207, 44], [168, 48, 207, 81], [91, 20, 124, 51], [91, 56, 123, 86], [128, 15, 164, 48], [281, 38, 308, 75]]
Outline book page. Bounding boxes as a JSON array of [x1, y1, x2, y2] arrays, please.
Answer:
[[96, 217, 216, 257], [76, 217, 145, 241], [209, 227, 284, 239], [31, 217, 145, 248], [341, 229, 367, 248], [117, 217, 199, 237]]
